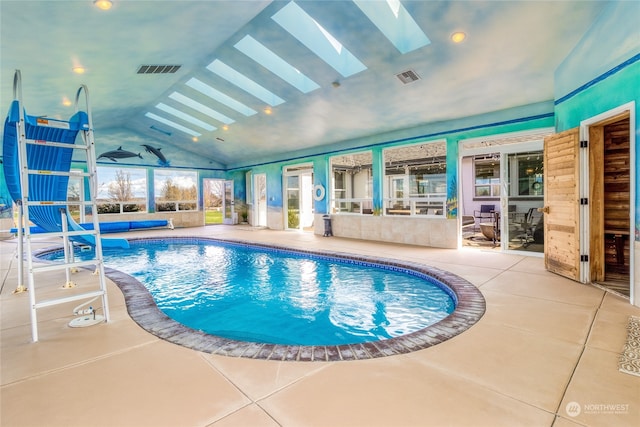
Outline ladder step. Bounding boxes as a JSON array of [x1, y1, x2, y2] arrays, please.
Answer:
[[25, 139, 89, 150], [34, 290, 106, 310], [26, 229, 97, 239], [33, 117, 72, 129], [12, 72, 111, 341], [26, 200, 94, 206], [33, 259, 100, 273], [26, 169, 92, 177]]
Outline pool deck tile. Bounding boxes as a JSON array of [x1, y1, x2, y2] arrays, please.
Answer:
[[283, 345, 301, 361]]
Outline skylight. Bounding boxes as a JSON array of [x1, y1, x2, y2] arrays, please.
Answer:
[[272, 1, 366, 78], [155, 103, 217, 131], [234, 35, 320, 94], [206, 59, 285, 107], [169, 92, 235, 125], [145, 112, 201, 137], [186, 78, 257, 117], [354, 0, 430, 54]]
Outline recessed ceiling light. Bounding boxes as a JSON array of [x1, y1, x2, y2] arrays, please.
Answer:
[[72, 66, 86, 74], [222, 125, 229, 131], [264, 107, 272, 115], [192, 137, 198, 142], [451, 32, 466, 43], [62, 97, 72, 107], [93, 0, 113, 11]]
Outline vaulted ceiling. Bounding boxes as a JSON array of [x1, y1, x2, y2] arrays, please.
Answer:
[[0, 1, 609, 169]]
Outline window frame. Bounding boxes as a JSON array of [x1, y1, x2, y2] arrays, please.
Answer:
[[473, 154, 501, 199], [96, 166, 149, 214], [383, 141, 447, 217], [329, 151, 373, 215], [153, 169, 199, 212]]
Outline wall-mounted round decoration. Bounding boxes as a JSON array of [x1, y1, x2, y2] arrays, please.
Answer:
[[532, 182, 542, 191], [313, 184, 325, 201]]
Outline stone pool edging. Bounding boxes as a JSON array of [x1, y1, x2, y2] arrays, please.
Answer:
[[34, 236, 486, 362]]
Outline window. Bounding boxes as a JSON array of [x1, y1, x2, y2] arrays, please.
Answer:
[[383, 142, 446, 216], [474, 154, 500, 198], [97, 167, 147, 214], [509, 151, 543, 197], [154, 169, 198, 212], [67, 169, 84, 222], [330, 152, 373, 214]]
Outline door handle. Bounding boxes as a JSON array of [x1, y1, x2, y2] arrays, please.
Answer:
[[538, 206, 550, 214]]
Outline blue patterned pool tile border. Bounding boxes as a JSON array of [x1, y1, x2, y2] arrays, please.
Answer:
[[34, 237, 486, 362]]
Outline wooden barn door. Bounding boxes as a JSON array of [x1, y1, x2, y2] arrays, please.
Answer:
[[588, 112, 631, 296], [542, 128, 582, 281]]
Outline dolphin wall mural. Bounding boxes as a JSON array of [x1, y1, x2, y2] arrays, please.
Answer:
[[141, 144, 170, 167], [97, 147, 143, 162]]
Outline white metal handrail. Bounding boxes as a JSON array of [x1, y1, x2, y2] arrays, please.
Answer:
[[10, 69, 110, 342], [384, 194, 446, 216], [331, 197, 373, 214]]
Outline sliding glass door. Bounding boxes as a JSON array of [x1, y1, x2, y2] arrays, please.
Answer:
[[503, 151, 544, 253], [222, 180, 235, 224], [459, 130, 551, 254], [284, 164, 314, 231]]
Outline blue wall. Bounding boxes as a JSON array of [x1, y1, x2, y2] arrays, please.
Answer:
[[554, 0, 640, 241], [229, 101, 555, 220]]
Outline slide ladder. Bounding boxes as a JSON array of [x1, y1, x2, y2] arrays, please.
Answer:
[[4, 70, 116, 341]]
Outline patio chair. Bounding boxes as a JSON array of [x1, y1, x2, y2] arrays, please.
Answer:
[[492, 211, 500, 245], [515, 207, 538, 247], [473, 204, 495, 229]]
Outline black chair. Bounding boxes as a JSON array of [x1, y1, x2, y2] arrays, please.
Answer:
[[492, 211, 500, 245], [516, 207, 538, 247], [473, 204, 495, 229]]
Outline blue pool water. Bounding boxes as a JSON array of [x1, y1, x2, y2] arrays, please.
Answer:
[[44, 239, 456, 346]]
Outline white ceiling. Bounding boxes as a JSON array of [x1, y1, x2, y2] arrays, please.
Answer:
[[0, 0, 609, 169]]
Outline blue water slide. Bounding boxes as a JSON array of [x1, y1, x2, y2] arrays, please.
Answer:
[[13, 220, 172, 235], [2, 100, 129, 249]]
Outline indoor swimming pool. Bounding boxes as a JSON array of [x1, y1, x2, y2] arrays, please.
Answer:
[[38, 237, 486, 361]]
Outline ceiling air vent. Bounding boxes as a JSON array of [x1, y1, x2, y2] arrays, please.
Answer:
[[396, 69, 420, 84], [137, 64, 181, 74]]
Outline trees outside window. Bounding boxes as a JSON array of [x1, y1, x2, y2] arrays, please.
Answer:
[[154, 170, 198, 211], [96, 167, 147, 214]]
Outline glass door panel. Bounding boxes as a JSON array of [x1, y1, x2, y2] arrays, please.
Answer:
[[284, 165, 314, 231], [254, 173, 267, 227], [300, 173, 314, 229], [204, 179, 224, 225], [223, 180, 235, 224], [286, 175, 300, 229], [504, 151, 544, 253]]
